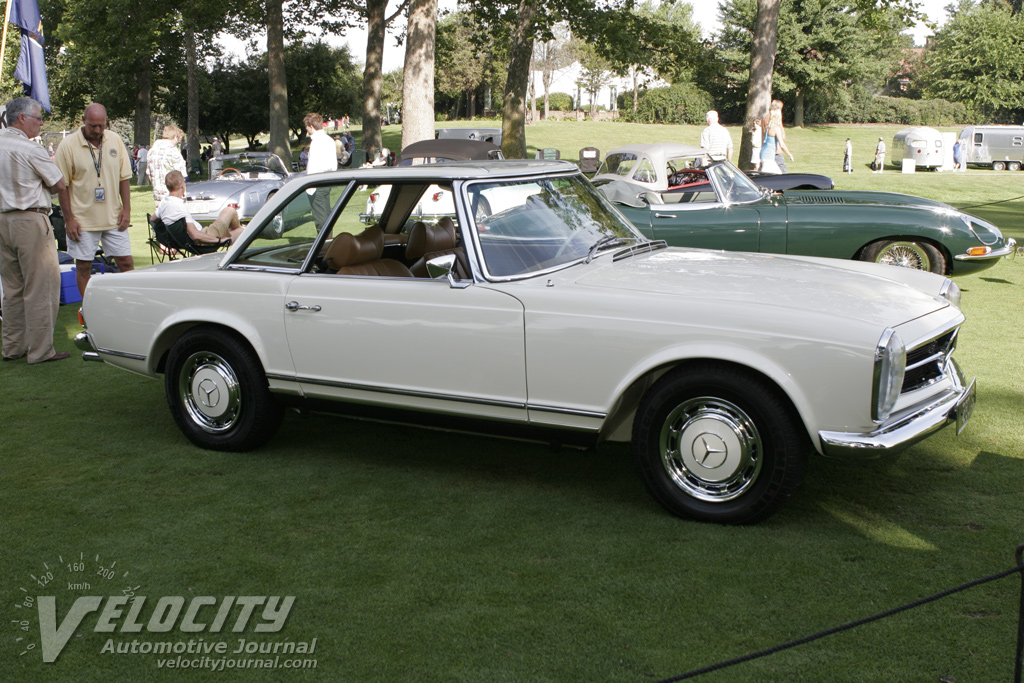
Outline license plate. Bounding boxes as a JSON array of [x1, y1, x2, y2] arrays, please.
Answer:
[[187, 201, 209, 214], [955, 378, 976, 435]]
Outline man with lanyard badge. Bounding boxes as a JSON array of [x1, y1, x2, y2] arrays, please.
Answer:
[[54, 103, 133, 298]]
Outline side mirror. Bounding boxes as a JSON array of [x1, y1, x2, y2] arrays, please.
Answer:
[[426, 254, 469, 289]]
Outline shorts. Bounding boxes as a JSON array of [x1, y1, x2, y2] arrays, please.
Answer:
[[204, 214, 232, 239], [66, 228, 132, 261]]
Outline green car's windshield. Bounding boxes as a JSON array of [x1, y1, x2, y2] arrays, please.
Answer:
[[706, 162, 764, 205], [467, 174, 644, 279]]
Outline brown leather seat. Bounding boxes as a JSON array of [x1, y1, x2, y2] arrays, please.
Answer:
[[325, 225, 413, 277], [405, 217, 469, 278]]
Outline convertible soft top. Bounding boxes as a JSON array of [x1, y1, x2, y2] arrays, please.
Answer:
[[397, 139, 502, 165]]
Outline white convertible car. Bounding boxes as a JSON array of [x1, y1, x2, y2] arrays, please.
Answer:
[[75, 161, 976, 524]]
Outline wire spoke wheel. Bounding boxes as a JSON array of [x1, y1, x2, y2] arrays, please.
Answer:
[[866, 240, 931, 271]]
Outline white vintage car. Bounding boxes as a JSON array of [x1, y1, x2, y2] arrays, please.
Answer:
[[75, 161, 976, 524]]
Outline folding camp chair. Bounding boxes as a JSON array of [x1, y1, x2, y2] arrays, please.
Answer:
[[162, 216, 229, 257], [534, 148, 561, 160], [148, 213, 180, 262], [148, 214, 227, 261]]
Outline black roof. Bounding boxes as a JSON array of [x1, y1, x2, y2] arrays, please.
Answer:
[[397, 139, 502, 165]]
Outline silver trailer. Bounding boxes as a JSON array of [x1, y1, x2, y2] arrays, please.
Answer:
[[891, 127, 945, 169], [958, 125, 1024, 170]]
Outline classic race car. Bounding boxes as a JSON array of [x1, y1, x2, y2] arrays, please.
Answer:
[[75, 161, 976, 525], [596, 156, 1015, 276], [185, 152, 296, 224]]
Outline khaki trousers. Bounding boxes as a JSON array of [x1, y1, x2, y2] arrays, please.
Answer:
[[0, 211, 61, 363]]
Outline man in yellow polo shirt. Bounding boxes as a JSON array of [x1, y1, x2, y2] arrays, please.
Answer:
[[54, 103, 133, 297]]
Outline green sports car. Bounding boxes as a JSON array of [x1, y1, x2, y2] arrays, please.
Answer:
[[596, 159, 1016, 276]]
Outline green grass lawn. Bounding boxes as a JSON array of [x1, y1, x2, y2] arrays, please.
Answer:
[[2, 121, 1022, 682]]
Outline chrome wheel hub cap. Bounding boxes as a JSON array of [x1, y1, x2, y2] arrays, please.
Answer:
[[659, 397, 762, 502], [877, 242, 928, 270], [178, 352, 241, 433]]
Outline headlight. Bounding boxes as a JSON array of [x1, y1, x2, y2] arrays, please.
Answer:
[[873, 329, 906, 422], [939, 278, 961, 308], [959, 214, 1002, 246]]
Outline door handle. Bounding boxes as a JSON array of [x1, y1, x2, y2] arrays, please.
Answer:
[[285, 301, 321, 312], [654, 213, 677, 219]]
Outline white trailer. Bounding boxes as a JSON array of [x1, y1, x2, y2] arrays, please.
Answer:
[[892, 126, 945, 169], [958, 125, 1024, 170]]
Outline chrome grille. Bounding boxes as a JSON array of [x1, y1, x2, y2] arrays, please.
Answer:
[[903, 329, 957, 392]]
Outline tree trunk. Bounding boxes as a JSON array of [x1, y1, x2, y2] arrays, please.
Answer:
[[738, 0, 781, 171], [500, 0, 538, 159], [186, 29, 200, 172], [529, 76, 537, 123], [362, 0, 387, 154], [133, 63, 152, 147], [266, 0, 291, 164], [794, 88, 804, 128], [469, 89, 476, 119], [632, 67, 639, 112], [401, 0, 437, 150], [542, 69, 551, 120]]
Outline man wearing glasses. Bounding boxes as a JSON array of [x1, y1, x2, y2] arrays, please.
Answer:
[[54, 103, 133, 298], [0, 97, 73, 364]]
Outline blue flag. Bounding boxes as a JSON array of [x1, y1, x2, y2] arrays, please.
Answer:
[[9, 0, 51, 112]]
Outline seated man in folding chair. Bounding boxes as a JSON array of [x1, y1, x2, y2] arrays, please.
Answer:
[[154, 170, 244, 245]]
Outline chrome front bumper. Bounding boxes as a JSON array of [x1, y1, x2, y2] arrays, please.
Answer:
[[818, 370, 976, 459], [953, 237, 1016, 261], [73, 331, 103, 363]]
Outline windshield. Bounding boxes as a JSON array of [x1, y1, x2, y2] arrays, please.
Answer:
[[218, 154, 288, 178], [466, 174, 644, 279], [707, 162, 765, 204]]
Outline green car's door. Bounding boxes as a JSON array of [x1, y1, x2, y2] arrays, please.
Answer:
[[647, 202, 763, 252]]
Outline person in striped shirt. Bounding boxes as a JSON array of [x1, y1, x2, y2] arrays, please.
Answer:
[[699, 110, 733, 163]]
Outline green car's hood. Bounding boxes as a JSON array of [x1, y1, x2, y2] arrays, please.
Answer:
[[782, 190, 955, 211]]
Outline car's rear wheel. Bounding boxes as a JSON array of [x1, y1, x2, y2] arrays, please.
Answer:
[[165, 327, 282, 451], [993, 161, 1006, 171], [632, 364, 808, 525], [861, 239, 943, 274]]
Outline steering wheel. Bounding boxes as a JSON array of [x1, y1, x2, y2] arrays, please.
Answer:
[[217, 167, 241, 179]]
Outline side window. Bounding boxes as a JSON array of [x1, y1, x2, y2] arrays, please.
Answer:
[[234, 182, 348, 269], [336, 183, 391, 235], [632, 157, 657, 184], [974, 133, 983, 145]]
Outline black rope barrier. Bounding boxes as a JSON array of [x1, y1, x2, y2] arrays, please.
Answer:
[[959, 194, 1024, 210], [655, 542, 1024, 683]]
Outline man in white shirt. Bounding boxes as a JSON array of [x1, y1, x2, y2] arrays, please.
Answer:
[[700, 110, 734, 163], [304, 112, 337, 229], [154, 170, 242, 244]]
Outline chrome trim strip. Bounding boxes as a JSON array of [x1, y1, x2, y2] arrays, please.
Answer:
[[268, 374, 526, 410], [95, 347, 147, 361], [265, 374, 608, 420], [527, 404, 607, 419]]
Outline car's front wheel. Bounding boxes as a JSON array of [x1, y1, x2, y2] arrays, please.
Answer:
[[632, 364, 808, 524], [165, 327, 283, 451], [861, 239, 944, 274]]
